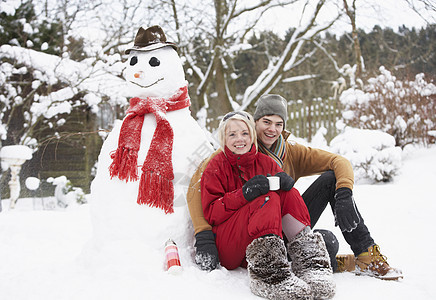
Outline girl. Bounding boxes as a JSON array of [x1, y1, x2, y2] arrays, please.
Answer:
[[201, 111, 335, 299]]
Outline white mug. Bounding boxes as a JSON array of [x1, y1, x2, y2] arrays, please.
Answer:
[[267, 176, 280, 191]]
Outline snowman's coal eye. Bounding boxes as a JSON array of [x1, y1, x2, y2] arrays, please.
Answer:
[[149, 57, 160, 67], [130, 56, 138, 66]]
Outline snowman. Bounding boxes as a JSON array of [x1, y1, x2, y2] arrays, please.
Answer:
[[88, 26, 214, 265]]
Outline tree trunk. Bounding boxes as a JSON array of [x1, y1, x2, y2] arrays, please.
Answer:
[[343, 0, 363, 79], [207, 57, 233, 129]]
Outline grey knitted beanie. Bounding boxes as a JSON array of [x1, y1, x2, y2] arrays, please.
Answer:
[[253, 94, 288, 124]]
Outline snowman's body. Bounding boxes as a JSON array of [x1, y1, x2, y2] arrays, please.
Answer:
[[89, 42, 213, 258]]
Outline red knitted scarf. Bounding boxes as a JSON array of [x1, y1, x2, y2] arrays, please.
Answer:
[[109, 85, 190, 214]]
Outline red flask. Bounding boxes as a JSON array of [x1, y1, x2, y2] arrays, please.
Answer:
[[164, 239, 182, 274]]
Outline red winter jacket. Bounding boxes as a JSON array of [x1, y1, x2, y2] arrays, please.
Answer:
[[201, 145, 282, 226], [201, 144, 311, 269]]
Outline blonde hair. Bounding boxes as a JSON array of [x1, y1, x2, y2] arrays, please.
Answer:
[[216, 111, 258, 151]]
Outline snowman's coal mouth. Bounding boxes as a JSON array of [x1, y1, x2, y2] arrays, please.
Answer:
[[130, 77, 164, 88]]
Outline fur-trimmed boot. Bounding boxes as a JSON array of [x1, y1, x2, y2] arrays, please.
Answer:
[[287, 227, 336, 299], [246, 235, 313, 300]]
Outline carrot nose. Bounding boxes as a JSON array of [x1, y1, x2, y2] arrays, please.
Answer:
[[134, 73, 140, 78]]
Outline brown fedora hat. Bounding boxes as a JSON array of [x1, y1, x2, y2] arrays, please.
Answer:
[[125, 25, 177, 54]]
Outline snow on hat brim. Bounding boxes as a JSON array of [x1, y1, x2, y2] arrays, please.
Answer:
[[125, 25, 177, 54], [253, 94, 288, 124]]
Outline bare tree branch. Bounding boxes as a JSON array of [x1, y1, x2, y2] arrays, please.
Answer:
[[240, 0, 338, 109], [404, 0, 436, 24]]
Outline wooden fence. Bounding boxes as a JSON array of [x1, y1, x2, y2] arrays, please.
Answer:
[[287, 97, 340, 142]]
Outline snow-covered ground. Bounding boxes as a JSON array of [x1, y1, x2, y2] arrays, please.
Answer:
[[0, 144, 435, 300]]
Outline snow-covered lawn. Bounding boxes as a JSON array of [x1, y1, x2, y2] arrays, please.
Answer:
[[0, 145, 435, 299]]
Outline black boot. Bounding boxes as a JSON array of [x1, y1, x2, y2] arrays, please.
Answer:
[[246, 235, 312, 300], [314, 229, 339, 272]]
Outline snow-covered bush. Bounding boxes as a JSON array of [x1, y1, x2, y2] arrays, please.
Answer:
[[310, 126, 329, 150], [340, 67, 436, 148], [330, 128, 402, 182], [47, 176, 87, 208]]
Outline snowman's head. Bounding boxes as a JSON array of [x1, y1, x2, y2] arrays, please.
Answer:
[[123, 26, 185, 98], [124, 47, 185, 98]]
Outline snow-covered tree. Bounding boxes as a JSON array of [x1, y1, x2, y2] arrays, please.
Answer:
[[167, 0, 340, 129], [0, 1, 127, 149]]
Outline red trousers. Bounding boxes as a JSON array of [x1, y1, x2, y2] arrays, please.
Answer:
[[213, 188, 310, 270]]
